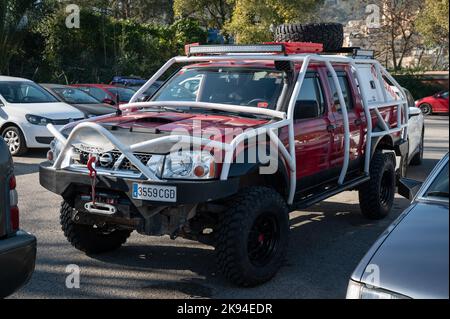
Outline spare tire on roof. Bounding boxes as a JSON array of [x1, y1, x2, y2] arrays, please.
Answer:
[[274, 23, 344, 51]]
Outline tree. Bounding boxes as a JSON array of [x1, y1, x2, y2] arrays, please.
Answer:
[[369, 0, 425, 71], [173, 0, 233, 32], [224, 0, 322, 43], [0, 0, 36, 74], [416, 0, 449, 46]]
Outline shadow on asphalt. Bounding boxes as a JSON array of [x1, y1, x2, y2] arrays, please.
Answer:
[[13, 162, 40, 176]]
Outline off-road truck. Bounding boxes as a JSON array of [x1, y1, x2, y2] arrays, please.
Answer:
[[39, 24, 409, 287]]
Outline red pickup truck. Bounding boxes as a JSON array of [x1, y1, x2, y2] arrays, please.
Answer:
[[40, 24, 409, 287]]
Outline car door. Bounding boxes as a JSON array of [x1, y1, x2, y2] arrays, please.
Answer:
[[437, 91, 449, 113], [292, 70, 335, 192], [0, 138, 11, 237], [326, 68, 365, 175]]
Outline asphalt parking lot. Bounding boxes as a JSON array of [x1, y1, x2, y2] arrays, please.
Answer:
[[9, 115, 449, 299]]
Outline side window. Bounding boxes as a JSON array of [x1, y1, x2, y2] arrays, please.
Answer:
[[328, 73, 354, 112], [294, 74, 325, 120], [87, 87, 109, 101]]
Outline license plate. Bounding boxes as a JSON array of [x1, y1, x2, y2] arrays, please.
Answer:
[[132, 183, 177, 202]]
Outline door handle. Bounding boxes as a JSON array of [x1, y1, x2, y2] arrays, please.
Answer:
[[354, 118, 362, 126], [327, 124, 337, 132]]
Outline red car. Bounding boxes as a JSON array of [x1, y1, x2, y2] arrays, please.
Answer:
[[415, 91, 449, 115], [71, 84, 136, 106]]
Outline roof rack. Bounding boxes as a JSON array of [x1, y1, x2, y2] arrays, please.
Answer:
[[185, 42, 323, 56]]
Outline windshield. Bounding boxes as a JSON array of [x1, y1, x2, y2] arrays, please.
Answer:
[[423, 161, 449, 200], [53, 87, 100, 104], [0, 81, 59, 104], [152, 67, 285, 109], [107, 87, 135, 103]]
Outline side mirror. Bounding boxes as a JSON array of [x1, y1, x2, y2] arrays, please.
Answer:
[[434, 93, 441, 98], [398, 177, 423, 200], [102, 98, 116, 106], [408, 107, 421, 118], [294, 100, 320, 120]]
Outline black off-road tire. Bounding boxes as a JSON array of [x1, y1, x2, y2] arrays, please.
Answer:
[[410, 131, 424, 165], [216, 187, 289, 287], [359, 151, 396, 220], [60, 201, 132, 254], [274, 23, 344, 51]]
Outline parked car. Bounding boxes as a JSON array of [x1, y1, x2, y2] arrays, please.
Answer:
[[71, 84, 136, 106], [110, 76, 146, 87], [0, 76, 85, 156], [399, 88, 425, 177], [0, 137, 36, 298], [129, 80, 163, 101], [347, 153, 449, 299], [40, 84, 117, 117], [415, 91, 449, 115], [39, 26, 410, 287]]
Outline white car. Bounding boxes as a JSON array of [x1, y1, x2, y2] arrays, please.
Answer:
[[401, 88, 425, 176], [0, 76, 85, 156]]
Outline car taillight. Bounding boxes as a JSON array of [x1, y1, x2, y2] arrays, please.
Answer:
[[9, 175, 19, 231]]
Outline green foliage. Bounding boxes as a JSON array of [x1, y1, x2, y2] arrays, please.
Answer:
[[0, 0, 36, 74], [225, 0, 322, 43], [174, 0, 233, 29], [393, 69, 447, 99], [416, 0, 449, 47], [7, 5, 206, 83]]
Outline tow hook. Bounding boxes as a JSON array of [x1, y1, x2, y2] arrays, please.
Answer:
[[84, 201, 117, 215]]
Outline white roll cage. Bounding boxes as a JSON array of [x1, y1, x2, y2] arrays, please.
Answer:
[[49, 52, 408, 205]]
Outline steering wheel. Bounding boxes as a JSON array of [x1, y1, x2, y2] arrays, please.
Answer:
[[247, 98, 267, 107]]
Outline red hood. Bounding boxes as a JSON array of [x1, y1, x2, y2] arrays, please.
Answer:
[[92, 111, 269, 135]]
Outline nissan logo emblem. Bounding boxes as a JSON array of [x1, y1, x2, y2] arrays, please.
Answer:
[[99, 153, 114, 167]]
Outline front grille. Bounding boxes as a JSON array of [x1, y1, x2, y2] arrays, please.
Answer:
[[73, 149, 151, 171], [53, 118, 84, 125]]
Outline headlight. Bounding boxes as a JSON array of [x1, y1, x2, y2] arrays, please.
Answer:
[[26, 114, 54, 126], [346, 280, 409, 299], [162, 150, 216, 180]]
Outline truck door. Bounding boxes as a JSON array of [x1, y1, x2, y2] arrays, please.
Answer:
[[292, 71, 336, 191], [326, 69, 365, 175]]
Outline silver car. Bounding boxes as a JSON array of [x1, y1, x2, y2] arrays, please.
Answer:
[[347, 153, 449, 299]]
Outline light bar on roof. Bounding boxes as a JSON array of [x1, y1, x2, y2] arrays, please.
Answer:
[[188, 44, 285, 56], [353, 49, 375, 59]]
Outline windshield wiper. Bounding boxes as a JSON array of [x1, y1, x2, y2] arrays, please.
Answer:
[[193, 108, 271, 120], [425, 191, 449, 198], [138, 106, 186, 113]]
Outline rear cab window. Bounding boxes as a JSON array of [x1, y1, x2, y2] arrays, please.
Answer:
[[327, 71, 354, 112]]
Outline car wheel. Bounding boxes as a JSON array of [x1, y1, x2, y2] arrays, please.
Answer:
[[60, 201, 132, 254], [359, 151, 396, 220], [215, 187, 289, 287], [419, 103, 432, 115], [410, 130, 424, 165], [1, 126, 28, 156]]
